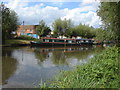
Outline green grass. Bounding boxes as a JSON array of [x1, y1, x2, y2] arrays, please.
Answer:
[[5, 39, 40, 45], [5, 39, 32, 44], [40, 46, 119, 88]]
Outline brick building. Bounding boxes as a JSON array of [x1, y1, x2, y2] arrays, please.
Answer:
[[17, 25, 39, 38]]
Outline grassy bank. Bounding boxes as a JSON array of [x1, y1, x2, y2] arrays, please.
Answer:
[[0, 39, 32, 47], [6, 39, 32, 44], [41, 46, 119, 88], [1, 39, 39, 46]]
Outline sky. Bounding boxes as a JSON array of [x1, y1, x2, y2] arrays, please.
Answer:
[[3, 0, 102, 29]]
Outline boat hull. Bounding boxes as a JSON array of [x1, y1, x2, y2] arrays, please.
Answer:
[[30, 41, 93, 47]]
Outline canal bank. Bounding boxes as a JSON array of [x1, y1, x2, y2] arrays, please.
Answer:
[[1, 39, 32, 47], [40, 46, 119, 88]]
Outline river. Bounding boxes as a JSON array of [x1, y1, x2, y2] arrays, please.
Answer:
[[2, 45, 104, 88]]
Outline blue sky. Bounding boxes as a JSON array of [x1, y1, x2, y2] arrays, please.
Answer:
[[4, 0, 102, 28], [28, 2, 81, 9]]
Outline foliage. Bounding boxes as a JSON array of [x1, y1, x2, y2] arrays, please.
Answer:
[[52, 18, 95, 38], [41, 46, 119, 88], [36, 20, 51, 37], [16, 35, 36, 40], [1, 3, 19, 44], [52, 18, 73, 37], [69, 24, 95, 38], [95, 28, 108, 41], [94, 28, 117, 41], [97, 2, 120, 40]]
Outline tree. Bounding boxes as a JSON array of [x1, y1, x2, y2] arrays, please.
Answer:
[[52, 18, 73, 37], [97, 2, 120, 40], [52, 18, 96, 38], [1, 3, 19, 44], [95, 28, 117, 41], [36, 20, 51, 37], [95, 28, 107, 41], [70, 24, 95, 38]]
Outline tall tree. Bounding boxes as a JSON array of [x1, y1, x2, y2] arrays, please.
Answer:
[[52, 18, 73, 37], [1, 3, 19, 44], [97, 2, 120, 40], [36, 20, 51, 37]]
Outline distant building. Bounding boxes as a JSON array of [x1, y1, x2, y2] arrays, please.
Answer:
[[17, 25, 39, 38]]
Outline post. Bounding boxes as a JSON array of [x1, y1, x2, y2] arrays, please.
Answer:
[[22, 21, 24, 35]]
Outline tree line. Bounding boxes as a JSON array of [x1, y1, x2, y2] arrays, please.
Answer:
[[36, 18, 96, 39], [1, 2, 19, 44], [51, 18, 96, 39], [1, 2, 120, 44]]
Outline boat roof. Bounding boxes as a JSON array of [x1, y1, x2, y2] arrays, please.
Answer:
[[42, 37, 75, 40], [42, 37, 93, 41], [76, 38, 92, 40]]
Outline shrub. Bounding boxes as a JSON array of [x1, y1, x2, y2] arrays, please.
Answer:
[[16, 35, 36, 40]]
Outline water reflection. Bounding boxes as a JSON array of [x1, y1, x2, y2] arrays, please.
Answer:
[[2, 48, 18, 85], [33, 46, 99, 66], [2, 46, 104, 88]]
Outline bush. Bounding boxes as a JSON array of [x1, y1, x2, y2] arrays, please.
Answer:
[[41, 46, 119, 88], [16, 35, 36, 40]]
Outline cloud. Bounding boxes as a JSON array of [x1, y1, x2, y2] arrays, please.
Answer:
[[52, 2, 64, 7], [3, 0, 96, 2], [81, 0, 99, 5], [61, 10, 101, 27], [5, 1, 101, 28]]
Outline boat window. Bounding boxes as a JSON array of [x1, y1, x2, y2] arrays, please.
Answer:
[[45, 39, 49, 42], [49, 39, 52, 42], [52, 40, 54, 42], [66, 40, 73, 43], [69, 41, 72, 43], [76, 40, 81, 43], [89, 40, 92, 42], [54, 40, 64, 42], [60, 40, 64, 42], [77, 41, 79, 43]]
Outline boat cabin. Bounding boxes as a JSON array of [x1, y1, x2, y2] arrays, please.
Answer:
[[42, 37, 76, 44], [76, 39, 93, 44]]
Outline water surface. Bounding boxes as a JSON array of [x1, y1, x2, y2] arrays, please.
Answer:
[[2, 46, 104, 88]]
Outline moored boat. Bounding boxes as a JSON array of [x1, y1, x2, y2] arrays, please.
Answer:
[[30, 37, 94, 46]]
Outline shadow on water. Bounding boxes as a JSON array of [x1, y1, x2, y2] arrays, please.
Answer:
[[2, 47, 18, 85], [2, 45, 104, 88]]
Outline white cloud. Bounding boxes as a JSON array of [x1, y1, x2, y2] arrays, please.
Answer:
[[6, 0, 29, 9], [81, 0, 99, 6], [5, 1, 101, 28], [80, 0, 100, 11], [61, 10, 101, 27]]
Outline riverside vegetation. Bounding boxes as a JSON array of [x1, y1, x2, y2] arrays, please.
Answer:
[[40, 46, 119, 88]]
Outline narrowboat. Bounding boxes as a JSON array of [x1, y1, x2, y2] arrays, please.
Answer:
[[30, 37, 94, 46]]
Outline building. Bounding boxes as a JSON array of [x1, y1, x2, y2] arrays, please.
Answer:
[[17, 25, 39, 38]]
